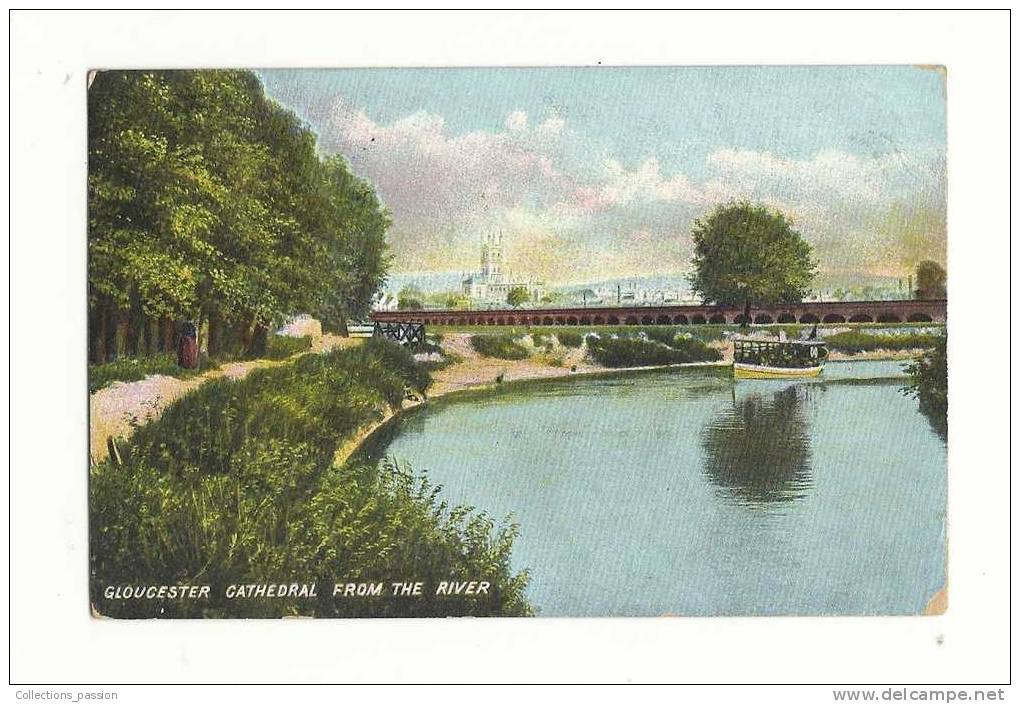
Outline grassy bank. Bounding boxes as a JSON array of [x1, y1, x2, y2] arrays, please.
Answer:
[[824, 330, 941, 354], [90, 337, 531, 618], [88, 335, 314, 393], [467, 329, 721, 368], [88, 354, 219, 393]]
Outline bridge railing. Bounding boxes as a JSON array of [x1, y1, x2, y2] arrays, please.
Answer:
[[373, 320, 426, 345]]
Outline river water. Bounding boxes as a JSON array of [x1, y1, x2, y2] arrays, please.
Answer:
[[360, 360, 946, 617]]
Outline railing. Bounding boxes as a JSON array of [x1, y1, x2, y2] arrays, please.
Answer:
[[373, 320, 426, 345]]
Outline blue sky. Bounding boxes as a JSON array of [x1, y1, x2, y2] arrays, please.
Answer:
[[260, 66, 946, 285]]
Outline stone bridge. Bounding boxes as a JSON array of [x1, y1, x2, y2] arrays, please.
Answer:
[[372, 299, 947, 327]]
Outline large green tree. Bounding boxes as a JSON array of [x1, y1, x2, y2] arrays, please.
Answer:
[[88, 70, 390, 362], [688, 202, 816, 320], [914, 260, 947, 300]]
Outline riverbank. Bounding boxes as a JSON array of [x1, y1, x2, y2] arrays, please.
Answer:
[[89, 333, 355, 462], [90, 338, 531, 619], [90, 329, 928, 466]]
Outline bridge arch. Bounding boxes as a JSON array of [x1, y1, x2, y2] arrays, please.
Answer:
[[754, 314, 773, 324], [674, 314, 688, 324], [776, 312, 796, 323], [656, 314, 671, 325], [580, 316, 592, 325], [709, 314, 726, 324], [823, 314, 846, 324], [849, 313, 872, 323], [877, 313, 902, 323], [691, 314, 707, 325], [625, 316, 639, 325], [799, 313, 820, 324], [733, 314, 749, 325], [593, 316, 605, 325], [641, 315, 654, 325], [607, 315, 619, 325], [567, 316, 579, 325], [908, 313, 933, 323]]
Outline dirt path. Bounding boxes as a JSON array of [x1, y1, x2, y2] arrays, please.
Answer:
[[89, 334, 358, 463]]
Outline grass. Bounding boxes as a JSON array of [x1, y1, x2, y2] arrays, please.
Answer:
[[469, 334, 531, 360], [88, 353, 217, 393], [90, 337, 531, 618], [263, 334, 313, 360], [824, 331, 941, 354], [89, 335, 316, 393]]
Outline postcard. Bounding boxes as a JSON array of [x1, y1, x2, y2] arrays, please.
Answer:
[[87, 66, 947, 618]]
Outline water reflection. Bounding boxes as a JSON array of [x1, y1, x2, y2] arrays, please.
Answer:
[[701, 384, 813, 506]]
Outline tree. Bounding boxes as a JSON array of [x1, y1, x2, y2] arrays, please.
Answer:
[[914, 260, 946, 300], [397, 286, 424, 311], [506, 286, 531, 308], [688, 202, 815, 321], [88, 70, 391, 361]]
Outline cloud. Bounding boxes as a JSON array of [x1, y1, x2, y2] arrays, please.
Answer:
[[312, 98, 944, 283]]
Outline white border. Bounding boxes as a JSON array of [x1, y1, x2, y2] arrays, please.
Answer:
[[7, 9, 1011, 687]]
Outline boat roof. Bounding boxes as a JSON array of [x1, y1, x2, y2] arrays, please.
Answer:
[[731, 334, 826, 346]]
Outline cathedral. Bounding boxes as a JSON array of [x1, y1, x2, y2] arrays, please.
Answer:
[[461, 233, 545, 305]]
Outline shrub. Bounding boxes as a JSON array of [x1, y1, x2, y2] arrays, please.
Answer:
[[554, 331, 584, 348], [90, 341, 530, 618], [643, 327, 680, 346], [470, 334, 531, 360], [587, 336, 721, 368], [263, 334, 314, 360], [903, 333, 947, 440]]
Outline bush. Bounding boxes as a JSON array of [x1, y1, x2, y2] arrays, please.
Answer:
[[263, 334, 314, 360], [587, 336, 721, 368], [470, 334, 531, 360], [554, 330, 584, 348], [644, 327, 680, 346], [89, 353, 217, 393], [90, 341, 530, 618], [903, 333, 947, 440], [825, 331, 940, 354]]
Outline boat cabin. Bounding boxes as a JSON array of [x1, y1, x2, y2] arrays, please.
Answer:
[[732, 336, 827, 369]]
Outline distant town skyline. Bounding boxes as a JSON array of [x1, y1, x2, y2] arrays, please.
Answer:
[[261, 66, 946, 286]]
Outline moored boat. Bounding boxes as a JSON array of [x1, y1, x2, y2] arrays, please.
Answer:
[[732, 333, 827, 379]]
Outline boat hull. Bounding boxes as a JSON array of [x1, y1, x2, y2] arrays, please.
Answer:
[[733, 362, 823, 379]]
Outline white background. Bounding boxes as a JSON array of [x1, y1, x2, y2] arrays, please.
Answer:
[[5, 8, 1012, 693]]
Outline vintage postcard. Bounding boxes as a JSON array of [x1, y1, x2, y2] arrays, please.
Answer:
[[87, 66, 947, 619]]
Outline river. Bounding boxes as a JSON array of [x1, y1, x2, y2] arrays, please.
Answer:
[[358, 359, 946, 617]]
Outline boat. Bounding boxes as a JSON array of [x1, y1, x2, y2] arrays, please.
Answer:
[[732, 333, 827, 379]]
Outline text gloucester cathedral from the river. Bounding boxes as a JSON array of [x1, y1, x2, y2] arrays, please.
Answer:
[[462, 233, 545, 304]]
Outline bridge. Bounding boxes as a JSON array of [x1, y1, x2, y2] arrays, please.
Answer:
[[372, 299, 946, 327]]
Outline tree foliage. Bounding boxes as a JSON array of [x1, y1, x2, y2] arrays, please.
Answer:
[[904, 332, 948, 441], [506, 286, 531, 308], [914, 260, 947, 300], [688, 202, 815, 308], [88, 70, 390, 362]]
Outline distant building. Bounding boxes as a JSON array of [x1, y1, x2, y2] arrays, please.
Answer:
[[371, 291, 399, 311], [462, 234, 545, 305]]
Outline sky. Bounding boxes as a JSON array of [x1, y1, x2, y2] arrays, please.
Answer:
[[259, 66, 946, 287]]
